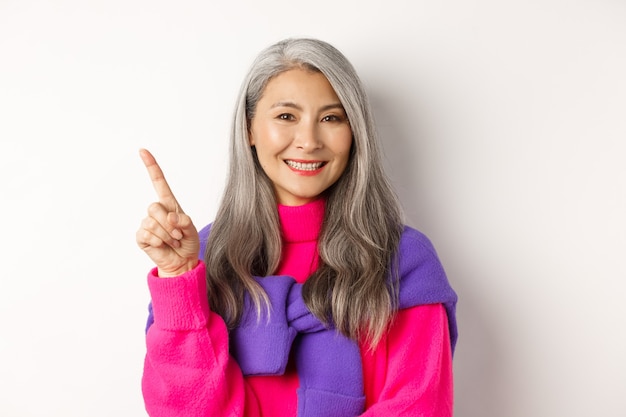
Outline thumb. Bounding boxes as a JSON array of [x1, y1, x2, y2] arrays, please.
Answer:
[[167, 211, 198, 239]]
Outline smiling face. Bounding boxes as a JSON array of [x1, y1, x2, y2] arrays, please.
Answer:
[[249, 68, 353, 206]]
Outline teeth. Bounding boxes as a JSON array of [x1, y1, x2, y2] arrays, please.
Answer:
[[285, 160, 325, 171]]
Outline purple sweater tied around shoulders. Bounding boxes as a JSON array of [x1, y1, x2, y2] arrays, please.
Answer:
[[146, 225, 458, 417]]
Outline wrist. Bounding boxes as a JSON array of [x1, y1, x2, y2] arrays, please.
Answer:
[[158, 259, 199, 278]]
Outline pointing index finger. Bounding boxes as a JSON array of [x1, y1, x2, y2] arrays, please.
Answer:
[[139, 148, 181, 212]]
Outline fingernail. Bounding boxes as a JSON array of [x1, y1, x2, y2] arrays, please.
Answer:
[[172, 229, 183, 240]]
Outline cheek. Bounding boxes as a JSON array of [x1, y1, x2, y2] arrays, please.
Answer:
[[338, 135, 353, 161], [334, 145, 353, 175], [253, 124, 289, 150]]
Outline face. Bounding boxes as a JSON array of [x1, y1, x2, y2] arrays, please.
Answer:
[[249, 68, 353, 206]]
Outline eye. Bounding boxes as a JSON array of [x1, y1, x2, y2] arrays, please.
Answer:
[[277, 113, 295, 121], [321, 114, 343, 122]]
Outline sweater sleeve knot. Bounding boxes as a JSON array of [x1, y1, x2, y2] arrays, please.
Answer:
[[230, 275, 366, 417]]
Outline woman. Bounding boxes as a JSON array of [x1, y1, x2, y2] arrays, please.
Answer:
[[137, 37, 458, 417]]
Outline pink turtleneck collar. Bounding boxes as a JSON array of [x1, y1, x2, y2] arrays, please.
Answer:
[[277, 198, 325, 244], [275, 198, 325, 282]]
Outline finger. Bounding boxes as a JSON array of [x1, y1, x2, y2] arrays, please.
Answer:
[[166, 211, 199, 255], [139, 148, 182, 212], [136, 227, 168, 250], [148, 202, 183, 240], [138, 216, 182, 249], [167, 211, 194, 237]]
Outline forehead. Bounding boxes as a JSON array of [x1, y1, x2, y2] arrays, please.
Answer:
[[259, 68, 340, 105]]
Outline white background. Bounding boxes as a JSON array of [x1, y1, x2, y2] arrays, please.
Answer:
[[1, 0, 625, 416]]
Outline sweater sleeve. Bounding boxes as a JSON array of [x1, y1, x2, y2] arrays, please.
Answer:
[[360, 304, 454, 417], [142, 261, 260, 417]]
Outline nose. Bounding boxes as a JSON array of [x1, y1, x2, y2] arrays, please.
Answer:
[[293, 120, 322, 151]]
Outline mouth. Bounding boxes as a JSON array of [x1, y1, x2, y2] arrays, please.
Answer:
[[284, 160, 327, 171]]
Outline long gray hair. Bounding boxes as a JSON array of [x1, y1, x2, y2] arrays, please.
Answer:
[[205, 38, 404, 347]]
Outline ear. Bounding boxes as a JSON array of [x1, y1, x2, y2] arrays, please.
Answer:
[[247, 119, 256, 146]]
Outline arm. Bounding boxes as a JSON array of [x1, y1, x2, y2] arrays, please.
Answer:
[[361, 304, 454, 416], [142, 261, 260, 417], [136, 150, 257, 415]]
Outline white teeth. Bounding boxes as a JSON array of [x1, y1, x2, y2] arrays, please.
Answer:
[[285, 160, 325, 171]]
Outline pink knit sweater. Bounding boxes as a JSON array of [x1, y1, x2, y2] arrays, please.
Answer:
[[143, 199, 453, 416]]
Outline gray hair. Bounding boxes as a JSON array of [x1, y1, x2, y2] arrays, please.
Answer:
[[205, 38, 403, 347]]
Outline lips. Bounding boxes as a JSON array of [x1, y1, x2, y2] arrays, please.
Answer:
[[284, 160, 327, 171]]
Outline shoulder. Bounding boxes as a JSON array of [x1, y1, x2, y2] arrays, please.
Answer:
[[198, 223, 213, 260], [397, 225, 443, 270], [396, 225, 456, 308], [399, 225, 438, 253], [199, 223, 212, 240], [396, 226, 458, 351]]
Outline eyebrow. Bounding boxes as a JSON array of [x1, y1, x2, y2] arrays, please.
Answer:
[[270, 101, 345, 112]]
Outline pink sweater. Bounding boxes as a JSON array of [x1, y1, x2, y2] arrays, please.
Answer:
[[143, 199, 454, 416]]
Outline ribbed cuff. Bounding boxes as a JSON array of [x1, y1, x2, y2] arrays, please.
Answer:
[[147, 261, 210, 331]]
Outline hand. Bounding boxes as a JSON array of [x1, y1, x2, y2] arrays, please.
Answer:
[[136, 149, 200, 277]]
